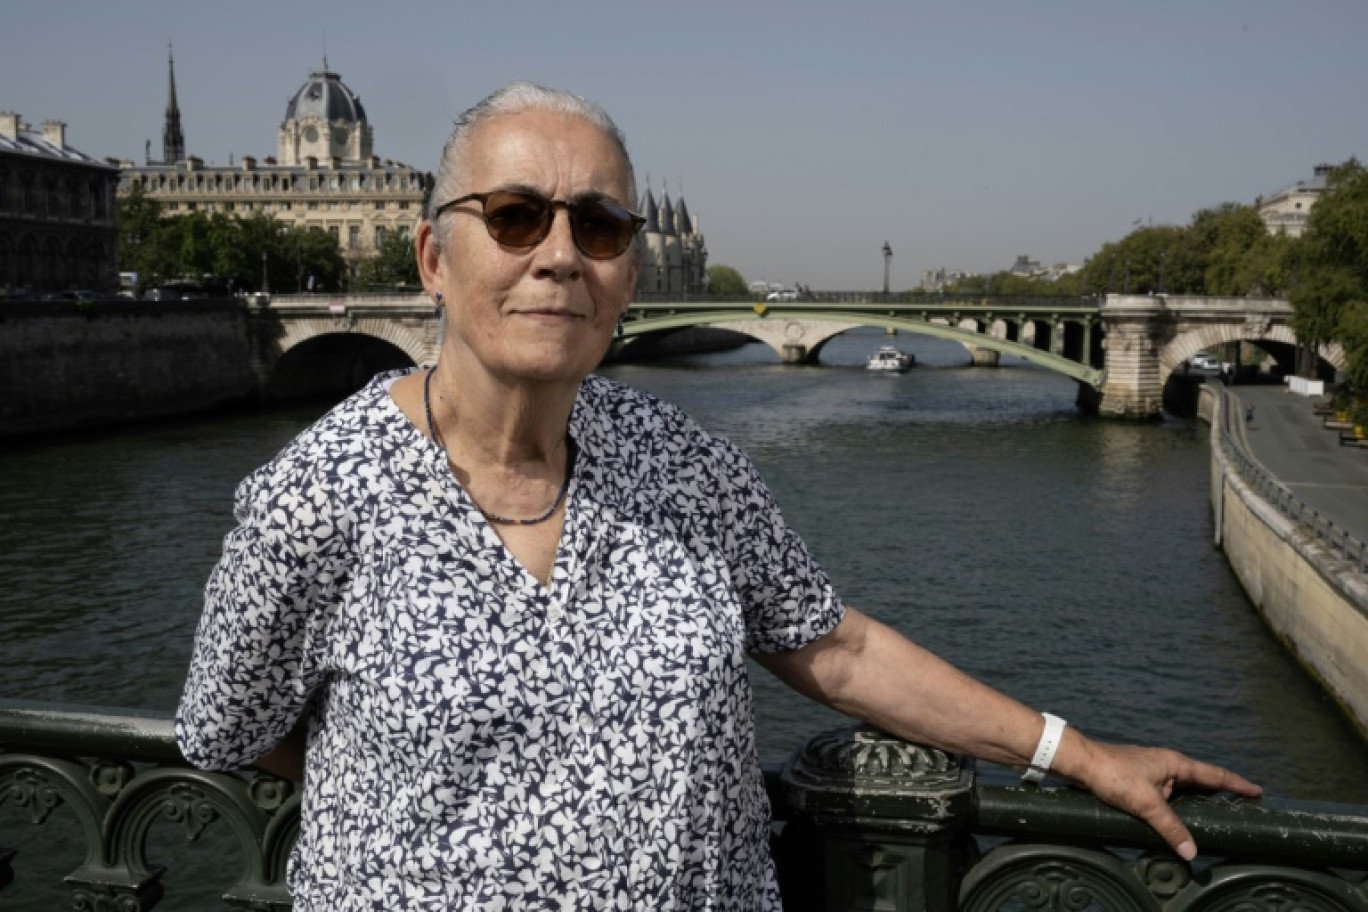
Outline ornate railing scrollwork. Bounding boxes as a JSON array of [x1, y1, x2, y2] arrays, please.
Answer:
[[5, 705, 1368, 909], [959, 845, 1163, 912], [0, 702, 295, 910]]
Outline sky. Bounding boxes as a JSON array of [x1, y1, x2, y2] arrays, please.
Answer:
[[5, 0, 1367, 289]]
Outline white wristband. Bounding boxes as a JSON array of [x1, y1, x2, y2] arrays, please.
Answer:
[[1021, 713, 1066, 783]]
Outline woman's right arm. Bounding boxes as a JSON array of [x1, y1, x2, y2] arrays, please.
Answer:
[[176, 464, 342, 772]]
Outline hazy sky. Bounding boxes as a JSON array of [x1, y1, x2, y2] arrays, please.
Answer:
[[5, 0, 1366, 288]]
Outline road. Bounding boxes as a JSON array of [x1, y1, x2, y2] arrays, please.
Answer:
[[1223, 383, 1368, 546]]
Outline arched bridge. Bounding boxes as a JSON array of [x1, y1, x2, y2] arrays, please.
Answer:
[[621, 293, 1104, 386], [255, 292, 1342, 419]]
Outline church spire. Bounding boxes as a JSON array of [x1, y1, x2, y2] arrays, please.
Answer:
[[163, 43, 185, 164]]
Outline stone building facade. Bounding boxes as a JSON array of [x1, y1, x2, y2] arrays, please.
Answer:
[[1258, 164, 1332, 238], [116, 58, 431, 264], [0, 113, 120, 296], [636, 187, 707, 295]]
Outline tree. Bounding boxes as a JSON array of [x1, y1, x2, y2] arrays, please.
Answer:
[[1289, 160, 1368, 384], [706, 265, 747, 295], [358, 230, 419, 289], [1076, 226, 1185, 294], [1336, 301, 1368, 425], [284, 225, 346, 293], [116, 187, 173, 291]]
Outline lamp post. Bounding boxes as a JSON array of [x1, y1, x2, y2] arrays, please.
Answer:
[[261, 250, 269, 295], [882, 241, 892, 295]]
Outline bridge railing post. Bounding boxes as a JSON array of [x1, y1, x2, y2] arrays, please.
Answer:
[[776, 724, 976, 912]]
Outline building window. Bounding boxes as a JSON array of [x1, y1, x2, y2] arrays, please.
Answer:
[[328, 201, 339, 211], [375, 201, 385, 210], [224, 202, 235, 212], [348, 225, 360, 249], [328, 226, 339, 241], [375, 225, 387, 246], [329, 176, 340, 191], [281, 202, 292, 211], [307, 201, 318, 210], [398, 202, 410, 210]]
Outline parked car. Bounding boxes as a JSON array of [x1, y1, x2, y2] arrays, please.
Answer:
[[766, 288, 798, 302], [1189, 353, 1218, 370]]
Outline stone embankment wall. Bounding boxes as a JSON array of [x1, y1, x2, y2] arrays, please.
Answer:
[[1205, 387, 1368, 740], [0, 300, 255, 439]]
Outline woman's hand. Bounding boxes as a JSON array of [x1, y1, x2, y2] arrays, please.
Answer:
[[1057, 737, 1263, 860]]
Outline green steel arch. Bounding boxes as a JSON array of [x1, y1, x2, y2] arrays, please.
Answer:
[[619, 307, 1105, 386]]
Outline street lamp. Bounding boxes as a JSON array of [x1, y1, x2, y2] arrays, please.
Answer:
[[882, 241, 892, 295], [261, 250, 269, 295]]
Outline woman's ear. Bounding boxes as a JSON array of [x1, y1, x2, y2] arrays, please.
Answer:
[[416, 220, 443, 297]]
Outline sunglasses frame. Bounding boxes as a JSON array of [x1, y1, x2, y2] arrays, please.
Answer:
[[431, 189, 645, 260]]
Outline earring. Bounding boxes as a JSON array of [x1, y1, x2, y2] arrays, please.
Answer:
[[433, 291, 444, 317]]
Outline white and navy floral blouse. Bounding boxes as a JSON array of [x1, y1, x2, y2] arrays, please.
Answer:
[[176, 369, 844, 911]]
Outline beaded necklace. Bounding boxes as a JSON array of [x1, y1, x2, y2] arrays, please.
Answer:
[[423, 367, 571, 526]]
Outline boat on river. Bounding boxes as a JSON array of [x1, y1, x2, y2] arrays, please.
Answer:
[[866, 345, 914, 372]]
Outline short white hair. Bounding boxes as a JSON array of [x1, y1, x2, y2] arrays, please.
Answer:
[[427, 82, 639, 232]]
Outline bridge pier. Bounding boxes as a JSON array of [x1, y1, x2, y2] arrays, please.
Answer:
[[1096, 295, 1167, 419], [967, 346, 1000, 368]]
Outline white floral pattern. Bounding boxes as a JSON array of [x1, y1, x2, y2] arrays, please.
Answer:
[[176, 368, 844, 911]]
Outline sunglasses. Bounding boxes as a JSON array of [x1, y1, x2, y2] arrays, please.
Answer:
[[432, 189, 646, 260]]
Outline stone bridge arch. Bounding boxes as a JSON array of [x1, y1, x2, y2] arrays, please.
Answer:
[[273, 316, 435, 366], [253, 312, 440, 400], [1158, 324, 1345, 388]]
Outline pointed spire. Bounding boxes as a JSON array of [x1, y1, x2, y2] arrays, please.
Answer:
[[163, 43, 185, 164], [659, 192, 677, 237], [641, 187, 659, 233], [675, 196, 692, 236]]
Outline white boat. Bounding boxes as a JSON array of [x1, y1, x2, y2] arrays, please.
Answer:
[[866, 345, 914, 372]]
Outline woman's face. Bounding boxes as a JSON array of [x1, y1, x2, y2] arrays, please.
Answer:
[[419, 109, 639, 387]]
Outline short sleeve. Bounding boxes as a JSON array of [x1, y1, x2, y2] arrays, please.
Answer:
[[713, 440, 845, 653], [175, 456, 347, 771]]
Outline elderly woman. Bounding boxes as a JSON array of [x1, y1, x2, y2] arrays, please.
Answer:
[[177, 83, 1259, 910]]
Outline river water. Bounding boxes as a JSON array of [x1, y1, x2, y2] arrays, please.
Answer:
[[2, 328, 1366, 905]]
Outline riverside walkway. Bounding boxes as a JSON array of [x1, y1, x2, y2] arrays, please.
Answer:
[[1225, 383, 1368, 545]]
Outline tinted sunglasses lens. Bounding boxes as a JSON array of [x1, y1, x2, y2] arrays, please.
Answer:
[[572, 200, 638, 258], [482, 191, 551, 246]]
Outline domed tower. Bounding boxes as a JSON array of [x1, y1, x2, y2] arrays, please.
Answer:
[[277, 62, 373, 165]]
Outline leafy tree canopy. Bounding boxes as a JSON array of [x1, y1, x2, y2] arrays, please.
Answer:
[[706, 265, 747, 295], [358, 230, 419, 289], [116, 199, 350, 294]]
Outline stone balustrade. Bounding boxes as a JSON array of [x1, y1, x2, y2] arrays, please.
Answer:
[[2, 702, 1366, 910]]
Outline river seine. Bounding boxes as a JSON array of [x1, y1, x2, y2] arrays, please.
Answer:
[[3, 327, 1366, 808]]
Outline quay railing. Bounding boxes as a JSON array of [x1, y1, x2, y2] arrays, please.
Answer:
[[1218, 388, 1368, 575], [3, 702, 1366, 910]]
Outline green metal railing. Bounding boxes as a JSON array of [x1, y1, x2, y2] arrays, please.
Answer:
[[3, 703, 1366, 910]]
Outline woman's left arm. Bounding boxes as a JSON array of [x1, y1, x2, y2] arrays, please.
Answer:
[[754, 606, 1262, 861]]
